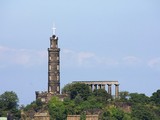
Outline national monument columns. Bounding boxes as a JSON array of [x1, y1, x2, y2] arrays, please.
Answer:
[[73, 81, 119, 98]]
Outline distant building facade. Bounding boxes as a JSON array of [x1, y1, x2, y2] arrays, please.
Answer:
[[73, 81, 119, 98]]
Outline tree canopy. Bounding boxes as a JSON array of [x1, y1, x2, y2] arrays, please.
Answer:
[[23, 84, 160, 120], [150, 89, 160, 105], [0, 91, 20, 119], [62, 82, 92, 100]]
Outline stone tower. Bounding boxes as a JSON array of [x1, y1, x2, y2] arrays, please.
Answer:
[[35, 32, 65, 103], [48, 35, 60, 94]]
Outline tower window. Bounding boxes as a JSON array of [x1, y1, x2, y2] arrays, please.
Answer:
[[49, 65, 51, 70], [57, 76, 59, 80], [57, 65, 59, 70], [41, 98, 45, 102], [49, 86, 51, 92], [57, 86, 59, 91]]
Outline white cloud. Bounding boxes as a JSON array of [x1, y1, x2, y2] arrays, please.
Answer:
[[101, 57, 119, 66], [77, 52, 95, 65], [0, 46, 47, 67], [61, 48, 119, 68], [63, 49, 75, 54], [61, 49, 96, 67], [122, 56, 141, 65], [0, 46, 11, 52], [62, 51, 160, 71], [13, 54, 30, 65], [2, 46, 159, 70], [148, 57, 160, 69]]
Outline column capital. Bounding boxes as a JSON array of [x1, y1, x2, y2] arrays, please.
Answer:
[[107, 84, 112, 86], [115, 84, 119, 86]]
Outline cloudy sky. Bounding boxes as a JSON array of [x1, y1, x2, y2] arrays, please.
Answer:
[[0, 0, 160, 105]]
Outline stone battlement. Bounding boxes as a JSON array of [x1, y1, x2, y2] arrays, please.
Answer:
[[35, 91, 48, 95]]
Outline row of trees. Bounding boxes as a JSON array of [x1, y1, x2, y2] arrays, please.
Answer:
[[47, 83, 160, 120], [48, 83, 112, 119], [2, 84, 160, 120]]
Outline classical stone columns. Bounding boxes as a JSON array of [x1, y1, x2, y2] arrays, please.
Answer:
[[90, 84, 105, 91], [101, 84, 105, 89], [92, 84, 119, 98], [107, 84, 112, 95], [94, 84, 97, 90], [86, 83, 119, 98], [73, 81, 119, 98], [115, 84, 119, 98], [98, 84, 102, 89], [88, 84, 92, 90]]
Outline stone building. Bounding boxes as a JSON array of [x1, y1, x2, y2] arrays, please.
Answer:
[[48, 35, 60, 94], [73, 81, 119, 98], [35, 32, 62, 103]]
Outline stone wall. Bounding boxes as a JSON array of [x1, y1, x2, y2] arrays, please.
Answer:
[[67, 115, 99, 120], [21, 111, 50, 120], [34, 112, 50, 120]]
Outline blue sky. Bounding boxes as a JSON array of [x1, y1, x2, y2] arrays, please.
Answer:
[[0, 0, 160, 105]]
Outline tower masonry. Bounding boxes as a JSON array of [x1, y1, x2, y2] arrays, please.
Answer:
[[48, 35, 60, 94], [35, 32, 66, 103]]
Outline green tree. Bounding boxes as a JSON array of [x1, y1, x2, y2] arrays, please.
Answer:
[[100, 105, 125, 120], [80, 112, 86, 120], [129, 93, 149, 104], [48, 96, 66, 120], [63, 98, 76, 115], [24, 98, 44, 112], [92, 89, 112, 104], [131, 104, 156, 120], [63, 83, 91, 100], [0, 91, 20, 119], [62, 83, 72, 94], [74, 95, 83, 105], [150, 89, 160, 105], [119, 91, 129, 101], [87, 95, 103, 109]]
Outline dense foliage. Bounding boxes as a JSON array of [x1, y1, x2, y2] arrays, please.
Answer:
[[49, 83, 112, 120], [22, 83, 160, 120], [23, 98, 44, 112], [0, 91, 20, 119]]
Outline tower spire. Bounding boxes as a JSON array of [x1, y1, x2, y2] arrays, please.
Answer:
[[52, 23, 56, 35]]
